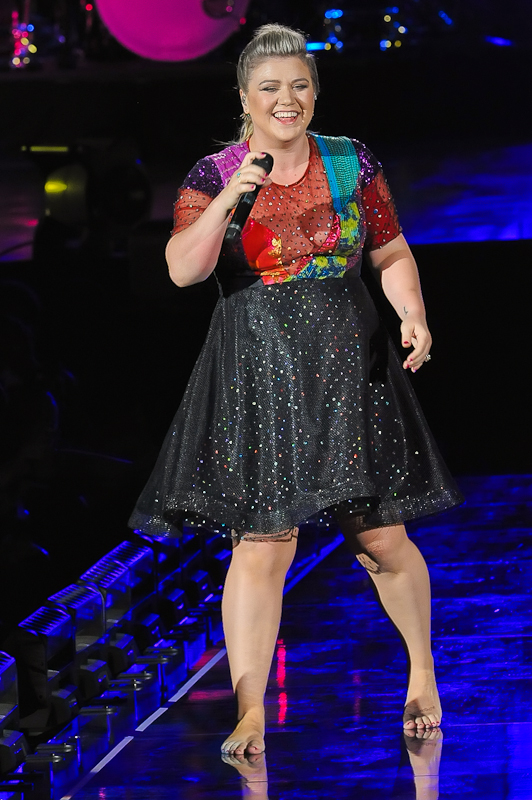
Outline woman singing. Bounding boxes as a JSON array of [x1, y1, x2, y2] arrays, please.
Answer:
[[130, 23, 462, 756]]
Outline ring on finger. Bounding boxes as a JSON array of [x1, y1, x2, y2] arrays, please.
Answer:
[[424, 354, 432, 362], [236, 172, 241, 178]]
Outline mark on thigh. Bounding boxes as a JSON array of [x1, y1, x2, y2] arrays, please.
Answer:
[[231, 527, 299, 545], [356, 552, 381, 574]]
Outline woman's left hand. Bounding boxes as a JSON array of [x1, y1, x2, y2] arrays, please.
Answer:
[[401, 317, 432, 373]]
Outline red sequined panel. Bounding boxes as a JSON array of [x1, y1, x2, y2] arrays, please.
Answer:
[[172, 187, 213, 235], [246, 137, 338, 275], [362, 169, 402, 250]]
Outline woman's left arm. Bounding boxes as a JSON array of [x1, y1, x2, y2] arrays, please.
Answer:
[[367, 233, 431, 372]]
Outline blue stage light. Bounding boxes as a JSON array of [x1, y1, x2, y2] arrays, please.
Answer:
[[325, 9, 343, 19], [438, 10, 453, 26], [307, 42, 327, 51], [485, 36, 513, 46]]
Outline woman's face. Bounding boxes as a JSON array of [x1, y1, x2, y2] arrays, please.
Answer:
[[241, 56, 315, 149]]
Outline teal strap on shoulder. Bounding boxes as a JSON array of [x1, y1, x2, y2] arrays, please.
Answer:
[[313, 135, 360, 215]]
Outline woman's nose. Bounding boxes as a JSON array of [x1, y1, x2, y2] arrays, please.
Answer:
[[278, 86, 295, 105]]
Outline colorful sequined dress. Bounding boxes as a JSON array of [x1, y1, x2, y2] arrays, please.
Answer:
[[129, 134, 462, 538]]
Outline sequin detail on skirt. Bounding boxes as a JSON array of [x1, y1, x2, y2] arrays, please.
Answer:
[[129, 275, 462, 538]]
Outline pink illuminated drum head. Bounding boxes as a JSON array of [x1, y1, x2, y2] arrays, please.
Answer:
[[94, 0, 249, 61]]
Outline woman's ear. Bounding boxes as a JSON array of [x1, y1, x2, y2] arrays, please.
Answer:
[[240, 89, 248, 113]]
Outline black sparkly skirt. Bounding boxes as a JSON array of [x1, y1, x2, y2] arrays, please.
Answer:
[[129, 273, 462, 538]]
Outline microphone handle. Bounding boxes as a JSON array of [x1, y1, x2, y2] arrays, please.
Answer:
[[224, 152, 274, 244], [224, 191, 259, 243]]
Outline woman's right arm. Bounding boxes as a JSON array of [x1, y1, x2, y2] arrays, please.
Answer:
[[166, 152, 270, 287]]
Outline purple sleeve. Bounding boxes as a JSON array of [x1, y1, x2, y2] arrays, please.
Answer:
[[180, 157, 224, 197]]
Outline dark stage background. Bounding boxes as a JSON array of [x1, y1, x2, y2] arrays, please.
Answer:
[[1, 0, 531, 641]]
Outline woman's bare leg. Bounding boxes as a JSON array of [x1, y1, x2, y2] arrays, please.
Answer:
[[221, 532, 298, 755], [342, 523, 441, 730]]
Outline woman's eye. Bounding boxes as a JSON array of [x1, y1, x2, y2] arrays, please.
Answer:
[[294, 84, 309, 91]]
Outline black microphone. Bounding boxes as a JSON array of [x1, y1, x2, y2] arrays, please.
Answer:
[[224, 152, 274, 243]]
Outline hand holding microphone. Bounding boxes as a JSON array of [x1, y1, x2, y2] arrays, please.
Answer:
[[224, 152, 274, 243]]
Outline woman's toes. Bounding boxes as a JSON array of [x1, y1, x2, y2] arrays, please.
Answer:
[[222, 737, 243, 754], [221, 734, 265, 755], [415, 713, 440, 729]]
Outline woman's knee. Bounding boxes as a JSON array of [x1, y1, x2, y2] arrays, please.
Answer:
[[349, 524, 410, 574]]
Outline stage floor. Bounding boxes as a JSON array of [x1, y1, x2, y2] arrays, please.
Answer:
[[56, 475, 532, 800]]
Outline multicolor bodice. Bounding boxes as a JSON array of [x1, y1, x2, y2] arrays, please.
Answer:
[[172, 134, 401, 288]]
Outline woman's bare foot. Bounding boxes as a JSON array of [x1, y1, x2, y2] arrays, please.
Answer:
[[221, 707, 265, 755], [404, 669, 442, 730]]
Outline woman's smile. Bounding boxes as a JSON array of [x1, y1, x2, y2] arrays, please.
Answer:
[[273, 110, 299, 124]]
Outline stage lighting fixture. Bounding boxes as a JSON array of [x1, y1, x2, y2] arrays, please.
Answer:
[[106, 542, 154, 604], [0, 729, 28, 774], [0, 652, 19, 733], [438, 10, 454, 26], [78, 541, 153, 630], [133, 528, 182, 586], [106, 632, 140, 675], [25, 140, 152, 257], [48, 584, 106, 652], [78, 560, 131, 630], [43, 163, 88, 228], [485, 36, 513, 46], [6, 607, 75, 729], [11, 11, 37, 70], [43, 146, 151, 229], [156, 575, 208, 668]]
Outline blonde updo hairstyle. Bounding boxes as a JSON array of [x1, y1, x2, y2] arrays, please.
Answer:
[[236, 24, 320, 142]]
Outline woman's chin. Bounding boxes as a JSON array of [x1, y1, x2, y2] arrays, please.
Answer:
[[266, 121, 308, 146]]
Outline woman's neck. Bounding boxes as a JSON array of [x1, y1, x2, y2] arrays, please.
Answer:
[[248, 133, 310, 185]]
